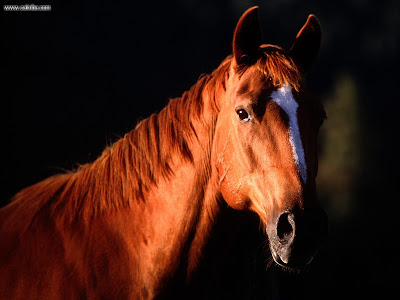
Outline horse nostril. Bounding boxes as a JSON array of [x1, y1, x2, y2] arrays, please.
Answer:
[[276, 212, 295, 244]]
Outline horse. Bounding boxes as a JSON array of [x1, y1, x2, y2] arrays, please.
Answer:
[[0, 7, 328, 299]]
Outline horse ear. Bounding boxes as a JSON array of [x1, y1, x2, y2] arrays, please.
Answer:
[[290, 15, 321, 73], [233, 6, 263, 66]]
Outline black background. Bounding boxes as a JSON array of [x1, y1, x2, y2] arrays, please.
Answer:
[[2, 0, 399, 298]]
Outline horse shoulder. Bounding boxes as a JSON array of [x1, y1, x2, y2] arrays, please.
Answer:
[[75, 208, 150, 299]]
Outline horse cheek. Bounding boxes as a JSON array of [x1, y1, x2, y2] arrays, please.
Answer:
[[218, 160, 250, 210]]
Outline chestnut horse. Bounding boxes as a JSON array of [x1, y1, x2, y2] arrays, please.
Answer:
[[0, 7, 327, 299]]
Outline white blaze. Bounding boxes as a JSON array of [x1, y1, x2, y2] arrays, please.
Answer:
[[270, 85, 307, 183]]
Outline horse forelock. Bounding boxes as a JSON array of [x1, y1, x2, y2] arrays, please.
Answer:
[[258, 46, 301, 91], [234, 45, 301, 91]]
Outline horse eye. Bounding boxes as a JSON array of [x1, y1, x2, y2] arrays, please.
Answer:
[[237, 109, 250, 122]]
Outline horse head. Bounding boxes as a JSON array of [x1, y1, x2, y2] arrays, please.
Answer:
[[214, 7, 328, 269]]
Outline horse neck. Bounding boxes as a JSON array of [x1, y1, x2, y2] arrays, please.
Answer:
[[67, 78, 222, 299], [126, 75, 225, 281]]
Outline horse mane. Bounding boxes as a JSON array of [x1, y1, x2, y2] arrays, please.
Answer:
[[6, 47, 299, 229], [7, 57, 232, 229]]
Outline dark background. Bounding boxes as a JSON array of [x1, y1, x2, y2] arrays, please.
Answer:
[[2, 0, 399, 299]]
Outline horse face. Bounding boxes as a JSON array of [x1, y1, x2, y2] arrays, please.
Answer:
[[214, 7, 327, 269]]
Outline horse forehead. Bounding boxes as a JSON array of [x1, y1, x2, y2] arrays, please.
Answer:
[[235, 70, 268, 97]]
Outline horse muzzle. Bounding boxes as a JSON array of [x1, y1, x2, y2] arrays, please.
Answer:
[[267, 207, 328, 269]]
